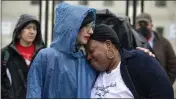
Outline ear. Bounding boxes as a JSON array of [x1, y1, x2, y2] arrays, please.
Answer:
[[105, 40, 113, 49]]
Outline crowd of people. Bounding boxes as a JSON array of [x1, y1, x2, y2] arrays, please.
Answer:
[[1, 2, 176, 99]]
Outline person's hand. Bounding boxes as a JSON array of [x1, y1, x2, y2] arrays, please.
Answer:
[[136, 47, 155, 58]]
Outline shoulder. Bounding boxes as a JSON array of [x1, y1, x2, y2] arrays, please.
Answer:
[[156, 36, 174, 52], [130, 50, 152, 60], [133, 49, 160, 64], [122, 49, 153, 65], [127, 50, 168, 81], [162, 37, 173, 47], [36, 47, 63, 61], [38, 48, 57, 55], [30, 48, 57, 69], [154, 32, 170, 44], [125, 50, 170, 88], [128, 50, 162, 72], [1, 46, 10, 58], [1, 46, 9, 53]]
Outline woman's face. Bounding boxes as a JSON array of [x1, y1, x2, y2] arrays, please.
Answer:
[[20, 22, 37, 44], [86, 39, 112, 72], [76, 22, 94, 45]]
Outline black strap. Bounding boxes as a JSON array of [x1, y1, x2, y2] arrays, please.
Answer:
[[3, 48, 26, 89], [2, 48, 16, 98], [3, 49, 10, 67]]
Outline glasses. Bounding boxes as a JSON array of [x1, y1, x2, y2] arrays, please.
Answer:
[[84, 22, 95, 32]]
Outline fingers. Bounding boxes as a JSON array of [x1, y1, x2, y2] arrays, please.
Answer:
[[149, 52, 155, 57], [136, 47, 149, 53], [136, 47, 147, 51], [136, 47, 155, 58]]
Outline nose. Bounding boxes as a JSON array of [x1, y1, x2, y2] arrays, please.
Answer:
[[88, 27, 93, 35], [87, 54, 92, 60], [30, 28, 35, 34]]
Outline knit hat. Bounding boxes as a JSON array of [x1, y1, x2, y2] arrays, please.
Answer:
[[90, 24, 121, 49]]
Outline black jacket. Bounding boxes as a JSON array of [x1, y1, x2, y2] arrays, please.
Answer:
[[152, 32, 176, 84], [120, 49, 173, 98], [96, 9, 152, 50], [1, 14, 44, 99]]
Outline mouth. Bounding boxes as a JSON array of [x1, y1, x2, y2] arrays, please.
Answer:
[[90, 58, 97, 64], [28, 36, 34, 39], [84, 36, 90, 40]]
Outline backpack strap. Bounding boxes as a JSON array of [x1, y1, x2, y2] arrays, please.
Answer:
[[3, 48, 26, 89], [2, 48, 10, 67]]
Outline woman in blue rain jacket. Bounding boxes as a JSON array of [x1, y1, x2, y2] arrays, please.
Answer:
[[26, 3, 97, 98]]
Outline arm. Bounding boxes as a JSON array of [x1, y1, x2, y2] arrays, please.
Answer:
[[145, 55, 174, 98], [133, 50, 173, 98], [26, 51, 45, 98], [165, 39, 176, 84], [147, 69, 174, 98]]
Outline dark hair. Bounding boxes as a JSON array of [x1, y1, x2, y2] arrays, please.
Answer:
[[90, 24, 121, 49], [80, 12, 94, 30]]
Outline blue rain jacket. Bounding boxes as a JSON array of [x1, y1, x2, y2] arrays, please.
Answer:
[[26, 3, 97, 98]]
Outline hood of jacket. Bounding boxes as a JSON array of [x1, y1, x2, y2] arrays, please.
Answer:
[[50, 3, 96, 58], [10, 14, 44, 51]]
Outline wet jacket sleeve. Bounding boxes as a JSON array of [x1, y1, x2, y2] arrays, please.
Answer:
[[26, 51, 45, 98]]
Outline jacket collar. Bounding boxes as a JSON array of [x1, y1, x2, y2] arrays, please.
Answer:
[[120, 48, 134, 60], [120, 49, 139, 98]]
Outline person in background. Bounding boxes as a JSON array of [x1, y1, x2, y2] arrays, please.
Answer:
[[1, 14, 44, 98], [136, 12, 176, 85], [87, 24, 174, 98]]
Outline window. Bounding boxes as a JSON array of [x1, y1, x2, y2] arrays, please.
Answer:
[[79, 0, 88, 5], [155, 1, 166, 7], [103, 0, 113, 6], [156, 26, 164, 36]]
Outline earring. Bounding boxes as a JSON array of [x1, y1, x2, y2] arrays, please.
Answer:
[[106, 49, 115, 59]]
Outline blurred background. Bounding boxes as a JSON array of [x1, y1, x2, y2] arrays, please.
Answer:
[[1, 0, 176, 97]]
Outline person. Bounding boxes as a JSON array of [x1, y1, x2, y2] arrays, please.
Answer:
[[26, 3, 97, 98], [1, 14, 44, 98], [136, 13, 176, 85], [86, 24, 174, 98], [26, 3, 155, 99]]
